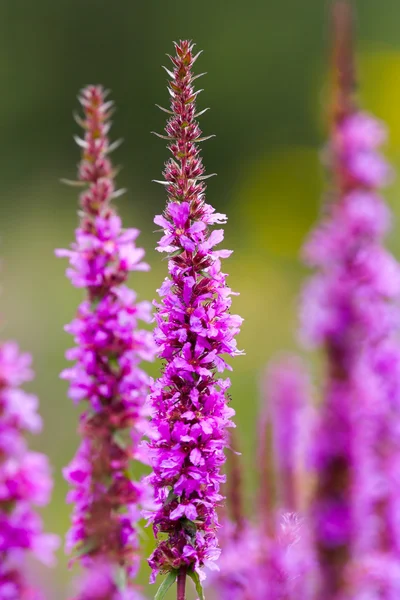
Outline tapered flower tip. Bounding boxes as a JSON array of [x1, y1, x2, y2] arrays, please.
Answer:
[[169, 40, 202, 67], [78, 85, 110, 107], [173, 39, 196, 57]]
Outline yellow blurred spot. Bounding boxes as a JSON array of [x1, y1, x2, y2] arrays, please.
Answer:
[[359, 50, 400, 148], [234, 147, 321, 258]]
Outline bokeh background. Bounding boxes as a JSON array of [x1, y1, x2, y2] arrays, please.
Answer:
[[2, 0, 400, 597]]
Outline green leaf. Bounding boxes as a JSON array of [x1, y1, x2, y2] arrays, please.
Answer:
[[112, 429, 131, 450], [188, 570, 205, 600], [154, 570, 178, 600], [114, 566, 127, 591], [60, 178, 87, 187], [74, 537, 98, 558], [163, 489, 178, 506], [136, 521, 149, 541], [90, 297, 101, 311], [181, 518, 197, 539], [108, 355, 120, 372], [169, 248, 185, 258]]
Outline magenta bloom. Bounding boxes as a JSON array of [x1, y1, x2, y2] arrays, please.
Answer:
[[210, 358, 313, 600], [300, 7, 400, 595], [302, 109, 400, 600], [209, 513, 307, 600], [147, 41, 243, 589], [57, 85, 155, 597], [0, 342, 59, 599]]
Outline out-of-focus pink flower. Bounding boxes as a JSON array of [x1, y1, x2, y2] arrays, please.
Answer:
[[0, 343, 59, 598]]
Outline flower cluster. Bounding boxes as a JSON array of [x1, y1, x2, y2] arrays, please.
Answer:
[[0, 342, 58, 599], [301, 45, 400, 599], [57, 85, 155, 598], [209, 358, 312, 600], [210, 513, 306, 600], [147, 41, 243, 587]]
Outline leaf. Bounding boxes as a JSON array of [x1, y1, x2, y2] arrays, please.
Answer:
[[192, 72, 207, 82], [112, 430, 131, 450], [181, 518, 197, 539], [91, 297, 101, 311], [107, 138, 124, 154], [151, 131, 175, 141], [154, 570, 178, 600], [108, 355, 120, 372], [136, 521, 149, 541], [152, 179, 171, 186], [60, 178, 87, 187], [73, 134, 88, 149], [161, 65, 175, 79], [155, 104, 173, 115], [194, 135, 216, 143], [194, 173, 217, 181], [73, 111, 86, 128], [192, 50, 204, 64], [194, 107, 210, 118], [163, 489, 178, 506], [74, 537, 98, 558], [111, 187, 127, 199], [169, 248, 185, 258], [114, 566, 127, 591], [185, 89, 203, 104], [188, 570, 205, 600]]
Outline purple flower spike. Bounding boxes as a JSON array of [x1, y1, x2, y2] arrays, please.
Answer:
[[57, 85, 155, 598], [147, 41, 243, 594], [300, 2, 400, 597], [0, 342, 59, 599]]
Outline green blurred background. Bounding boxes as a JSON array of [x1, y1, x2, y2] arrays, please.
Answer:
[[2, 0, 400, 597]]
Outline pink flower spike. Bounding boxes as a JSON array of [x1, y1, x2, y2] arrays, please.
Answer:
[[57, 85, 156, 598], [300, 3, 400, 598], [147, 41, 243, 596]]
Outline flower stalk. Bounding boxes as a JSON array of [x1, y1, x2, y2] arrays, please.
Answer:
[[177, 568, 187, 600]]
